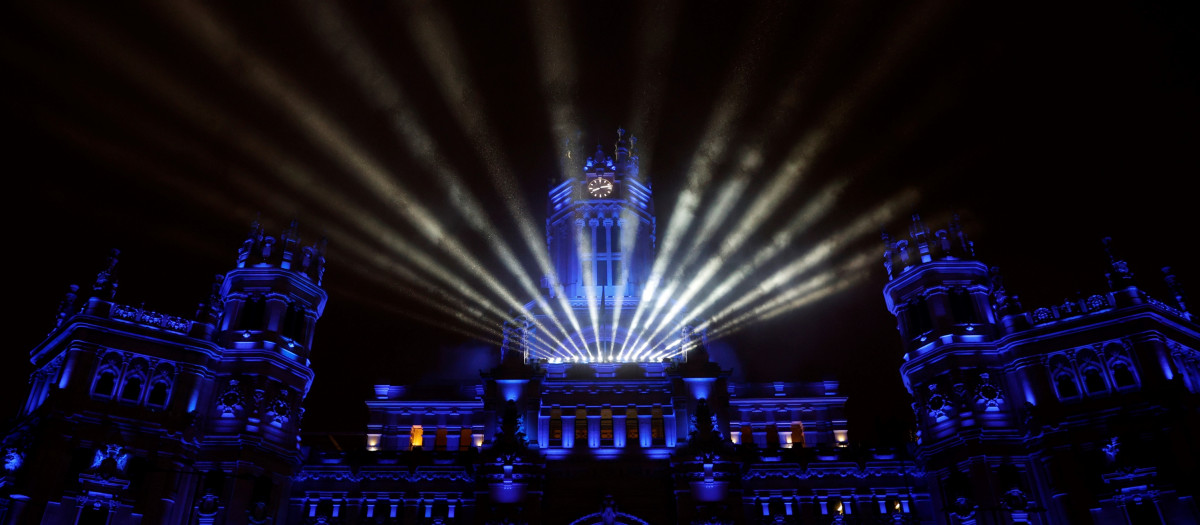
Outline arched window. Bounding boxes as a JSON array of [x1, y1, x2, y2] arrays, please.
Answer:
[[148, 382, 169, 406], [1112, 362, 1136, 388], [950, 288, 978, 324], [146, 364, 174, 407], [238, 294, 265, 330], [1104, 344, 1138, 389], [611, 223, 622, 253], [93, 371, 117, 397], [1055, 373, 1079, 399], [1083, 368, 1107, 394], [282, 302, 306, 341], [121, 376, 143, 401], [905, 296, 932, 338]]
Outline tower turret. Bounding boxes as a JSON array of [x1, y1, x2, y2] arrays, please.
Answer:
[[883, 214, 1029, 524], [203, 220, 329, 520], [882, 214, 997, 356], [535, 128, 658, 362]]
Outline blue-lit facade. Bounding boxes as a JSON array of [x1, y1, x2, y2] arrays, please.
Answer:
[[2, 133, 1197, 524]]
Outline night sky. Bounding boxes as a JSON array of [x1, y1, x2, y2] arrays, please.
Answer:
[[2, 1, 1196, 446]]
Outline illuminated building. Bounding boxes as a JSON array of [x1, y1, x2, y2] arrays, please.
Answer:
[[882, 223, 1200, 524], [1, 131, 1196, 524]]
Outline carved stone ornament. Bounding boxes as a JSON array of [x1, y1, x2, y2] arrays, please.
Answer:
[[217, 380, 243, 417], [925, 384, 949, 421]]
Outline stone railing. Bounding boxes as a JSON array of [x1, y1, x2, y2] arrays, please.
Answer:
[[110, 303, 193, 334]]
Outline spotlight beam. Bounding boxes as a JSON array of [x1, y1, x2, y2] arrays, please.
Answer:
[[166, 0, 581, 355], [625, 2, 788, 350], [401, 0, 596, 359], [630, 189, 917, 359]]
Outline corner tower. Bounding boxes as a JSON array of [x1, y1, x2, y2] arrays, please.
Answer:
[[881, 215, 1024, 524], [0, 220, 328, 525], [202, 220, 329, 520]]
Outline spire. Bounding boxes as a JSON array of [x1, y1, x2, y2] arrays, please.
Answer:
[[195, 274, 225, 325], [54, 284, 80, 329], [909, 214, 932, 263], [91, 249, 120, 300], [281, 219, 300, 270], [1102, 237, 1136, 290], [947, 213, 974, 258], [1162, 267, 1191, 317], [237, 219, 263, 268], [615, 127, 631, 164]]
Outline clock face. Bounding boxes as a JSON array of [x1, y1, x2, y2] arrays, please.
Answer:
[[587, 177, 614, 198]]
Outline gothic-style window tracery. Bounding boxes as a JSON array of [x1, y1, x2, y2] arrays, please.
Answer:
[[1104, 343, 1139, 389], [93, 371, 117, 397], [1112, 363, 1136, 388], [1049, 354, 1080, 400], [1056, 373, 1079, 398], [146, 363, 174, 407], [148, 382, 169, 406], [1083, 368, 1107, 394], [120, 358, 148, 402], [92, 353, 124, 398]]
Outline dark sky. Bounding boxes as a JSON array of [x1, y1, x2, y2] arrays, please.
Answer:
[[2, 1, 1196, 445]]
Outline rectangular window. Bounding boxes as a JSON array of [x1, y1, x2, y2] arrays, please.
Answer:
[[575, 407, 589, 444], [626, 407, 639, 442], [600, 408, 614, 445], [766, 423, 780, 449], [460, 428, 472, 451], [791, 422, 806, 448], [597, 260, 609, 287], [950, 288, 978, 324], [410, 425, 423, 450], [434, 427, 448, 451], [651, 407, 665, 445], [549, 408, 562, 446]]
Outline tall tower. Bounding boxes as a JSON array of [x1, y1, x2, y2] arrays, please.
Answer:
[[0, 221, 327, 525], [507, 129, 660, 362], [201, 220, 328, 521], [881, 215, 1022, 525]]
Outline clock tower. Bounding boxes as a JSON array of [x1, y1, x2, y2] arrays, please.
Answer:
[[504, 129, 663, 362]]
